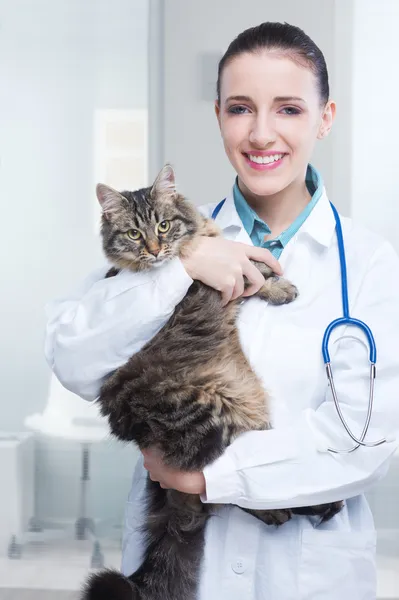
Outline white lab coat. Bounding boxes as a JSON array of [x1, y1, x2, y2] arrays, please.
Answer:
[[45, 187, 399, 600]]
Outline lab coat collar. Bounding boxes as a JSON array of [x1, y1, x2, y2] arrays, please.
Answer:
[[214, 191, 243, 233], [297, 187, 336, 248], [216, 186, 336, 249]]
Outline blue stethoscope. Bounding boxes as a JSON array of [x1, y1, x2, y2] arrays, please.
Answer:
[[212, 198, 390, 454]]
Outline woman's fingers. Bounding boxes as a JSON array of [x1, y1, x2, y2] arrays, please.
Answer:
[[241, 261, 266, 297], [221, 276, 237, 306], [243, 245, 282, 276], [181, 237, 282, 303], [230, 272, 246, 302]]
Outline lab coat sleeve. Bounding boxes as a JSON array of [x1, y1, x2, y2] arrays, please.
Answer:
[[44, 258, 193, 401], [202, 241, 399, 509], [44, 203, 215, 401]]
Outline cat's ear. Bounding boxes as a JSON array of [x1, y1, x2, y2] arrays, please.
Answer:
[[96, 184, 126, 218], [152, 164, 176, 199]]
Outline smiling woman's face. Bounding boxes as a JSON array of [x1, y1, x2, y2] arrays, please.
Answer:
[[216, 51, 335, 200]]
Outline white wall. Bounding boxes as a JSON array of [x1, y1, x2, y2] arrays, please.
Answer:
[[160, 0, 352, 215], [351, 0, 399, 251], [0, 0, 148, 519], [0, 0, 147, 429]]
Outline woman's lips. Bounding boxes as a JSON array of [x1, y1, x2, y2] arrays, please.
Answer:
[[243, 152, 286, 171]]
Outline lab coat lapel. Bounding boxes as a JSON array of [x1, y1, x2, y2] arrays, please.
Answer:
[[214, 191, 253, 245], [277, 189, 337, 277]]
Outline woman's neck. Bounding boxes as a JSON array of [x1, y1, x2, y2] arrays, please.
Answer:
[[238, 176, 312, 239]]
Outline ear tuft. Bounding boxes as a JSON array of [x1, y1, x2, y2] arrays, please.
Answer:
[[152, 164, 176, 198], [96, 184, 126, 216]]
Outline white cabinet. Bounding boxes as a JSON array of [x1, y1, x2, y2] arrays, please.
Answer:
[[0, 433, 35, 555]]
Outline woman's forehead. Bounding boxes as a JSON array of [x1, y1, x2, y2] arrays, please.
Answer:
[[220, 52, 318, 102]]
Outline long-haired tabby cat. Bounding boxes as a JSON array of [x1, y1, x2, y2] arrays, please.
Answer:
[[82, 165, 342, 600]]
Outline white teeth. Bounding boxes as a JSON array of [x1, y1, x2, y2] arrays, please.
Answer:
[[247, 153, 284, 165]]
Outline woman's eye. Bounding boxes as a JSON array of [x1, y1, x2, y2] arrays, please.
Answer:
[[279, 106, 301, 115], [126, 229, 141, 240], [157, 220, 170, 233], [227, 105, 250, 115]]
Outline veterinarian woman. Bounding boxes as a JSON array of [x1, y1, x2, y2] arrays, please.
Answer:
[[45, 22, 399, 600]]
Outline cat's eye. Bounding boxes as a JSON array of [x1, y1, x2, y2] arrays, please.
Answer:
[[126, 229, 141, 240], [157, 220, 170, 233]]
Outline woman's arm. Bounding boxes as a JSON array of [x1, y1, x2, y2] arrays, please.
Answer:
[[45, 231, 281, 401], [200, 241, 399, 509], [45, 259, 193, 401]]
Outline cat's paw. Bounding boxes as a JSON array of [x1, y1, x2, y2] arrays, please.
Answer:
[[257, 277, 299, 305], [244, 508, 292, 527], [292, 501, 344, 522], [262, 509, 292, 526], [271, 278, 299, 305]]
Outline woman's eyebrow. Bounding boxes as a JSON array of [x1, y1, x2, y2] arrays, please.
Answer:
[[225, 95, 307, 105], [224, 95, 252, 105], [274, 96, 307, 104]]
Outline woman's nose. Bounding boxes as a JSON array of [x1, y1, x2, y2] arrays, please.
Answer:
[[249, 115, 277, 148]]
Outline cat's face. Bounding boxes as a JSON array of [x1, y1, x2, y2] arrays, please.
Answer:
[[96, 165, 201, 272]]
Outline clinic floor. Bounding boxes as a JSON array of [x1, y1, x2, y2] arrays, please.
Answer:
[[0, 532, 120, 600], [0, 530, 397, 600]]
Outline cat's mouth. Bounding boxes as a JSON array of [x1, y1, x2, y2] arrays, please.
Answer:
[[146, 254, 170, 267], [151, 259, 166, 268]]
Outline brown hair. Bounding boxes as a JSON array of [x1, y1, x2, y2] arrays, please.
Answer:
[[217, 22, 329, 105]]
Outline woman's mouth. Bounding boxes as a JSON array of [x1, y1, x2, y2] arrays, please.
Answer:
[[243, 152, 286, 171]]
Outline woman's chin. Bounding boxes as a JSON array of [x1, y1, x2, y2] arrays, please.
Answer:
[[235, 163, 291, 198], [239, 176, 288, 199]]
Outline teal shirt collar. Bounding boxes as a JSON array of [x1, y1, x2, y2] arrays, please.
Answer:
[[233, 164, 323, 257]]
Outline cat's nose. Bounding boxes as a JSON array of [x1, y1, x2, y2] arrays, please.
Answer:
[[149, 247, 160, 257]]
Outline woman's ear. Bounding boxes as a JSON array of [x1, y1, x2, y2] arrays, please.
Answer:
[[215, 101, 221, 130], [317, 100, 336, 139]]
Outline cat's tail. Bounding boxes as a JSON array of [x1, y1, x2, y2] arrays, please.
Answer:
[[81, 480, 210, 600], [82, 569, 139, 599], [128, 480, 210, 600]]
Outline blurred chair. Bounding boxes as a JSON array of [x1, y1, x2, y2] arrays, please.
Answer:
[[24, 374, 110, 566], [0, 433, 35, 558]]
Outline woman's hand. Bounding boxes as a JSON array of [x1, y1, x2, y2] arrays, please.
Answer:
[[142, 448, 206, 495], [181, 237, 282, 305]]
